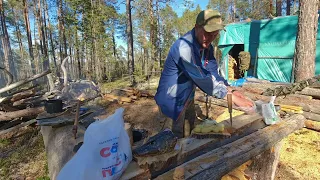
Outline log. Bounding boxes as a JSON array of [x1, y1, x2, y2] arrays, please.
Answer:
[[248, 141, 282, 180], [0, 107, 45, 121], [40, 124, 85, 180], [297, 87, 320, 99], [7, 85, 38, 96], [103, 94, 132, 103], [155, 114, 305, 180], [134, 113, 265, 177], [304, 120, 320, 132], [0, 119, 36, 136], [0, 69, 51, 95], [0, 89, 36, 104], [302, 112, 320, 122]]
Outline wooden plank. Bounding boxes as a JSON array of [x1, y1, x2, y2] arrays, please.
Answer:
[[155, 114, 306, 180], [134, 113, 265, 178], [0, 119, 36, 136]]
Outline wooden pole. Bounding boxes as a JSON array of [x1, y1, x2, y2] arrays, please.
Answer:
[[155, 114, 305, 180]]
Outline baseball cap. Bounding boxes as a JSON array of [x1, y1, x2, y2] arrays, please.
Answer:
[[196, 9, 226, 32]]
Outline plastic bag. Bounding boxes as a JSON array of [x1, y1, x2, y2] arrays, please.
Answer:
[[255, 96, 280, 125], [57, 108, 132, 180]]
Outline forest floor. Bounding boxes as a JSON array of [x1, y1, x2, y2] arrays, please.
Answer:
[[0, 77, 319, 180]]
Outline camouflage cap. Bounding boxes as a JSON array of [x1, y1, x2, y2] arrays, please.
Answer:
[[196, 9, 225, 32]]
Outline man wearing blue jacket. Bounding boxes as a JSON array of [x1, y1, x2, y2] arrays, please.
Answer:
[[154, 9, 253, 138]]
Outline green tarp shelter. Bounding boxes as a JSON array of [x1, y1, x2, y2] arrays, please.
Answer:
[[218, 12, 320, 83]]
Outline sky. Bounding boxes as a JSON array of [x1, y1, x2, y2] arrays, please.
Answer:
[[117, 0, 210, 48], [119, 0, 210, 17]]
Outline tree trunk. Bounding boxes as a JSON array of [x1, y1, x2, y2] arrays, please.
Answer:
[[58, 0, 67, 62], [112, 29, 117, 58], [44, 0, 59, 77], [39, 0, 49, 70], [23, 0, 36, 76], [268, 0, 273, 15], [293, 0, 319, 82], [126, 0, 135, 85], [149, 0, 157, 73], [10, 7, 24, 73], [276, 0, 282, 16], [286, 0, 291, 15], [0, 0, 14, 83], [75, 30, 81, 79]]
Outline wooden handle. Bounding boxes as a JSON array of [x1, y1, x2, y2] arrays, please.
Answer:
[[227, 93, 232, 113]]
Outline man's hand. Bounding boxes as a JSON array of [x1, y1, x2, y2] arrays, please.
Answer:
[[231, 93, 254, 107], [231, 90, 245, 99]]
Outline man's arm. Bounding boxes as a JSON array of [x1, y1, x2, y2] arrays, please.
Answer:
[[205, 46, 229, 86], [171, 41, 228, 98]]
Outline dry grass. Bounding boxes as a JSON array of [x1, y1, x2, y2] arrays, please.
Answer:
[[0, 78, 319, 179]]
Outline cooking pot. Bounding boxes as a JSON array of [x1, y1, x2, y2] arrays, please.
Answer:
[[45, 99, 63, 114]]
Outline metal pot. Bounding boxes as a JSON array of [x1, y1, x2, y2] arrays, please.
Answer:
[[45, 99, 63, 114]]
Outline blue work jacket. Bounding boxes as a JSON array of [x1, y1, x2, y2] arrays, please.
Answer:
[[154, 28, 229, 121]]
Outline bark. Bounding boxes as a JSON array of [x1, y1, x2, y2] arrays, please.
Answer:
[[23, 0, 36, 75], [293, 0, 319, 82], [148, 0, 157, 73], [44, 0, 59, 77], [276, 0, 282, 16], [10, 7, 24, 68], [305, 120, 320, 132], [39, 0, 49, 70], [75, 30, 81, 79], [0, 107, 44, 121], [126, 0, 135, 85], [58, 0, 67, 62], [286, 0, 291, 15], [269, 0, 273, 15]]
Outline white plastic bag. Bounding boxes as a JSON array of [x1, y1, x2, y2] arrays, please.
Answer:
[[255, 96, 280, 125], [57, 108, 132, 180]]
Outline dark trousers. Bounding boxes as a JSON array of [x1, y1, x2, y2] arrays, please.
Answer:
[[158, 100, 196, 138]]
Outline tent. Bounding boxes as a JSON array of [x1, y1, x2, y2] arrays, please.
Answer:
[[218, 12, 320, 83]]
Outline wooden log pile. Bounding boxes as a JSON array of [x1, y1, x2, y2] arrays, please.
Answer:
[[0, 70, 58, 137]]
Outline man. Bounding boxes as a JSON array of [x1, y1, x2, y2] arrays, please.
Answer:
[[154, 9, 253, 138]]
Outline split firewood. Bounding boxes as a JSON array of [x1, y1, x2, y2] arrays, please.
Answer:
[[0, 90, 36, 104], [304, 120, 320, 132], [0, 107, 45, 121], [0, 67, 13, 86], [13, 94, 45, 108], [7, 85, 39, 96], [0, 69, 51, 95]]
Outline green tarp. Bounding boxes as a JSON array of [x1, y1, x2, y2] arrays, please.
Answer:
[[218, 13, 320, 83]]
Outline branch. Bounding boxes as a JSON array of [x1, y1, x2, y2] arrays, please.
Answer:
[[61, 56, 69, 89], [0, 67, 13, 86]]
